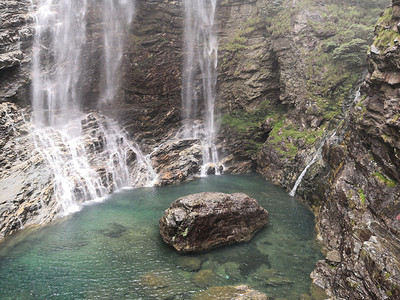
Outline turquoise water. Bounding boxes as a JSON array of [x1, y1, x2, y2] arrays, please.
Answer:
[[0, 175, 322, 299]]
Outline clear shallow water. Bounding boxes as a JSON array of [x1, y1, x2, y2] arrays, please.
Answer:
[[0, 175, 322, 299]]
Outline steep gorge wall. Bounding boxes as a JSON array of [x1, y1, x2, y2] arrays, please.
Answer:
[[217, 0, 391, 191], [100, 0, 184, 150], [308, 2, 400, 298], [213, 1, 400, 299]]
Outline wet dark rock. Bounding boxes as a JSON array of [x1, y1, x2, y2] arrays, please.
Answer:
[[176, 256, 202, 272], [151, 139, 203, 186], [159, 192, 269, 253], [260, 118, 273, 134], [192, 269, 218, 287], [0, 0, 33, 104], [308, 3, 400, 298]]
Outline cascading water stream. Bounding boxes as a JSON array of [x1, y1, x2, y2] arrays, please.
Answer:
[[289, 131, 337, 197], [181, 0, 222, 175], [289, 147, 323, 197], [31, 0, 88, 127], [101, 0, 134, 104], [289, 84, 363, 197], [30, 0, 155, 215]]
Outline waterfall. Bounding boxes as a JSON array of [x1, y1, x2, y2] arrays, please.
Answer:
[[31, 0, 88, 127], [30, 0, 155, 215], [289, 82, 364, 197], [181, 0, 222, 175], [101, 0, 134, 104], [289, 148, 322, 197], [289, 131, 337, 197]]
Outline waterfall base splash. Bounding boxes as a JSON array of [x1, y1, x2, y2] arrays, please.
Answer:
[[175, 120, 224, 176], [31, 113, 157, 215]]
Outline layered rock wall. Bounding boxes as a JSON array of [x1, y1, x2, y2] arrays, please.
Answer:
[[308, 2, 400, 298], [0, 0, 33, 105], [0, 103, 55, 238], [101, 0, 184, 149]]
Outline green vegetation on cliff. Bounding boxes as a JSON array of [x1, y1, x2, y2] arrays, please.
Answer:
[[220, 0, 390, 163], [221, 100, 275, 155], [372, 172, 397, 188], [222, 100, 324, 158], [373, 7, 400, 50], [263, 0, 389, 121]]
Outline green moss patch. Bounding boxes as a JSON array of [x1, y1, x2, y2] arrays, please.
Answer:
[[372, 172, 397, 188], [373, 7, 400, 50]]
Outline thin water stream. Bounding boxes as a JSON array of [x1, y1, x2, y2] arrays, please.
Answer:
[[181, 0, 221, 174], [0, 175, 322, 299]]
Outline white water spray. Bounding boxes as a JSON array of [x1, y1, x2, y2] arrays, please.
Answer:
[[289, 148, 322, 197], [30, 0, 155, 215], [101, 0, 135, 104], [31, 0, 88, 127], [182, 0, 221, 175]]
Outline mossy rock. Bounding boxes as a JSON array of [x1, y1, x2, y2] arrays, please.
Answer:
[[310, 283, 330, 300], [139, 271, 184, 299], [215, 261, 242, 280], [176, 256, 202, 272], [140, 271, 170, 289], [192, 269, 219, 287], [264, 277, 294, 287], [99, 222, 127, 238], [192, 285, 238, 299]]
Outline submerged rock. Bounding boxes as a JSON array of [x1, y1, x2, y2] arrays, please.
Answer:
[[159, 192, 269, 253], [176, 256, 202, 272], [99, 222, 127, 238], [192, 269, 219, 287], [192, 285, 270, 300]]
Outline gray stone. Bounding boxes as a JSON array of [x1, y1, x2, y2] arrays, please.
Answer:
[[151, 139, 203, 186], [159, 192, 269, 253]]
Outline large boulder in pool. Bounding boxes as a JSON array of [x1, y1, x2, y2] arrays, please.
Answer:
[[159, 192, 269, 253]]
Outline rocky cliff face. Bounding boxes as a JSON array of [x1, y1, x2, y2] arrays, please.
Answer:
[[218, 0, 390, 188], [308, 2, 400, 298], [0, 103, 55, 238], [96, 0, 184, 150], [0, 0, 33, 105]]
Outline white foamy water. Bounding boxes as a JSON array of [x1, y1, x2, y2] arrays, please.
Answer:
[[30, 0, 156, 215], [182, 0, 222, 175]]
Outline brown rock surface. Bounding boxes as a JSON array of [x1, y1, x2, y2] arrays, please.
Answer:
[[159, 192, 269, 253], [308, 2, 400, 298], [150, 139, 203, 186]]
